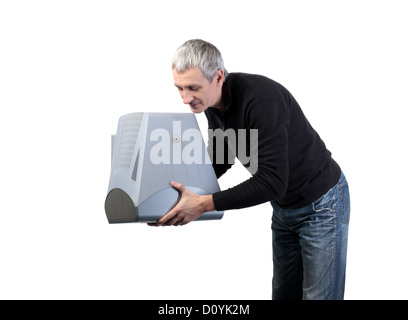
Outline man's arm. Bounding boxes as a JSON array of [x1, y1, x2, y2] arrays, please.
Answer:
[[211, 96, 290, 211]]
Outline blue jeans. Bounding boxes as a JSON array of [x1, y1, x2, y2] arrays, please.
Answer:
[[271, 172, 350, 300]]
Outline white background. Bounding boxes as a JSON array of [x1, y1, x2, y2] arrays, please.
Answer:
[[1, 0, 407, 300]]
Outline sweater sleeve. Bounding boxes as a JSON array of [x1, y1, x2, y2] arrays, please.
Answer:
[[212, 97, 290, 211]]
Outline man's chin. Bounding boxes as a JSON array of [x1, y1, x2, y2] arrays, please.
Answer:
[[189, 104, 205, 113]]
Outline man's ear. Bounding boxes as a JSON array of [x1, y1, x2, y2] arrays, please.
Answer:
[[216, 69, 224, 86]]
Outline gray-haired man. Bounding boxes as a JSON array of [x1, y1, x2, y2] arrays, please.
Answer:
[[150, 39, 350, 300]]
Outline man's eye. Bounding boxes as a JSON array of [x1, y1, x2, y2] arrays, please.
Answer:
[[190, 87, 199, 91]]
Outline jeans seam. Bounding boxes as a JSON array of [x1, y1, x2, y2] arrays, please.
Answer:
[[336, 183, 349, 224], [330, 210, 337, 300]]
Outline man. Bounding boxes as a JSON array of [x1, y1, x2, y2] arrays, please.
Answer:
[[150, 39, 350, 300]]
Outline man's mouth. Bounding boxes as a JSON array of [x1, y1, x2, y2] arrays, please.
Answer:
[[189, 101, 200, 108]]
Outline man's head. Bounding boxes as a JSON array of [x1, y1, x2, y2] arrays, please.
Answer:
[[172, 39, 228, 113]]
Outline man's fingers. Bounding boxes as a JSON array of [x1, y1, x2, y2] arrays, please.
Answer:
[[167, 215, 184, 226], [171, 181, 185, 193], [157, 208, 177, 225], [158, 199, 185, 226]]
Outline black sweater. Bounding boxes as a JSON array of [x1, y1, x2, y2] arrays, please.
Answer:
[[205, 73, 341, 210]]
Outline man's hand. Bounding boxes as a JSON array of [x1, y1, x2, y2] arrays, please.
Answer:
[[148, 181, 215, 226]]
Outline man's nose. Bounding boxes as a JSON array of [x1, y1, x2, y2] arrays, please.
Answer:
[[182, 91, 194, 104]]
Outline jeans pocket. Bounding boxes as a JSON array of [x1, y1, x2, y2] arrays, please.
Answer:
[[311, 189, 334, 213]]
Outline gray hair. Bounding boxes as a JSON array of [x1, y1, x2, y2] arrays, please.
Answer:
[[171, 39, 228, 82]]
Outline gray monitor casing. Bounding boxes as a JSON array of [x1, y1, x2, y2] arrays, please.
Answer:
[[105, 112, 224, 223]]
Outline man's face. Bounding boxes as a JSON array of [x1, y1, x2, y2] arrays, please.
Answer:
[[172, 67, 223, 113]]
